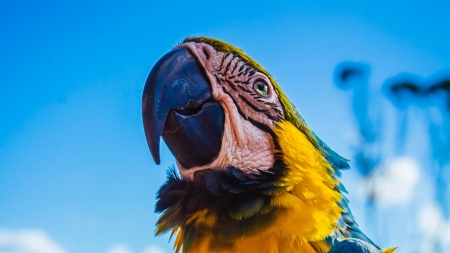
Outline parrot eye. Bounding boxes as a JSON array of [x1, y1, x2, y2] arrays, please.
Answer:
[[253, 80, 269, 96]]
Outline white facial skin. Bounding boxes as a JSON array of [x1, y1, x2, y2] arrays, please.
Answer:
[[176, 42, 284, 180]]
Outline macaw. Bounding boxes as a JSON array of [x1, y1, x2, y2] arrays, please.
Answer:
[[142, 37, 396, 253]]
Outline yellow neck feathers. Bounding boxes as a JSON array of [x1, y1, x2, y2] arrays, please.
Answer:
[[271, 120, 343, 243]]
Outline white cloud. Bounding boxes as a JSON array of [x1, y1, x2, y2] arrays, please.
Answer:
[[418, 204, 442, 236], [369, 156, 420, 206], [105, 244, 132, 253], [104, 244, 165, 253], [0, 228, 166, 253], [417, 204, 450, 251], [141, 245, 165, 253], [0, 228, 66, 253]]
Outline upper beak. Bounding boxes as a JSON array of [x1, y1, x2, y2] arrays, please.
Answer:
[[142, 47, 224, 169]]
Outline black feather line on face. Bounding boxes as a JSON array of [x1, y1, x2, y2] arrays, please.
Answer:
[[236, 85, 252, 93], [224, 55, 236, 74], [224, 79, 238, 91], [231, 61, 239, 74], [219, 53, 231, 71], [221, 87, 281, 131], [243, 66, 251, 75], [238, 94, 268, 113]]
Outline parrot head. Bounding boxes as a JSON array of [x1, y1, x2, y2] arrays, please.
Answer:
[[143, 37, 317, 179], [141, 37, 387, 253]]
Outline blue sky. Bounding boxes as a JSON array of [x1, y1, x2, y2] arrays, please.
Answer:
[[1, 1, 450, 252]]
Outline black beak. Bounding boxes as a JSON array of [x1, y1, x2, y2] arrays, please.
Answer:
[[142, 47, 224, 169]]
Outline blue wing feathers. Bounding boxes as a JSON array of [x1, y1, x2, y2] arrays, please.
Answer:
[[328, 239, 382, 253]]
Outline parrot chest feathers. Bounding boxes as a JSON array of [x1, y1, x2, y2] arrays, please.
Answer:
[[155, 161, 338, 253]]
